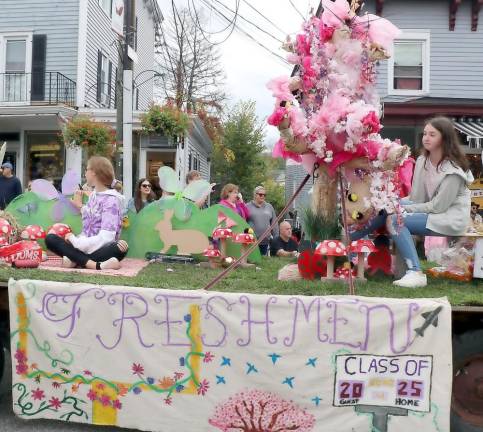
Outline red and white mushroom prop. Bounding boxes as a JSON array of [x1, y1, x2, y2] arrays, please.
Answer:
[[0, 235, 8, 247], [315, 240, 347, 280], [0, 218, 12, 237], [203, 248, 222, 269], [20, 225, 46, 241], [233, 233, 256, 267], [47, 223, 73, 238], [212, 228, 233, 257], [349, 239, 377, 280]]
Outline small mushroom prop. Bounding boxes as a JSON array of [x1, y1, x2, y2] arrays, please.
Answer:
[[203, 248, 222, 269], [47, 223, 73, 238], [212, 228, 233, 257], [316, 240, 346, 280], [233, 233, 256, 268], [0, 218, 12, 237], [0, 235, 8, 247], [20, 225, 46, 241], [349, 239, 376, 280]]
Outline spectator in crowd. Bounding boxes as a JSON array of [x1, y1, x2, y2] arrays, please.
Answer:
[[0, 162, 22, 210], [270, 221, 299, 257], [150, 177, 163, 199], [45, 156, 128, 270], [247, 186, 278, 256], [219, 183, 250, 220], [126, 178, 156, 213]]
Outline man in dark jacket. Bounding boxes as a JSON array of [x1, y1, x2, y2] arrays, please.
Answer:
[[0, 162, 22, 209]]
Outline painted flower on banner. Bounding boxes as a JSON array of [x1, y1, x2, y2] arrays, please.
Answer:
[[203, 352, 215, 363], [32, 388, 45, 401], [197, 379, 210, 396], [49, 397, 62, 410], [132, 363, 144, 375], [87, 389, 97, 401], [158, 377, 175, 390], [209, 389, 315, 431]]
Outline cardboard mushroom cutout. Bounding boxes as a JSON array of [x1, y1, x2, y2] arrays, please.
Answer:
[[316, 240, 347, 280], [350, 239, 377, 280], [233, 233, 256, 268], [20, 225, 46, 241]]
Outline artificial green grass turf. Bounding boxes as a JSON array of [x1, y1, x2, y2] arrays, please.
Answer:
[[1, 258, 482, 306]]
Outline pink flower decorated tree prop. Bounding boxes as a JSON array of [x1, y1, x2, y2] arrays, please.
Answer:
[[209, 388, 315, 432], [267, 0, 410, 222]]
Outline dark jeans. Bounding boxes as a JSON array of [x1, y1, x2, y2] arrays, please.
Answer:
[[259, 244, 269, 256], [45, 234, 127, 267]]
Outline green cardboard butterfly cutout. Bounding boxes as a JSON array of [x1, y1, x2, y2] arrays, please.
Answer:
[[157, 166, 212, 221]]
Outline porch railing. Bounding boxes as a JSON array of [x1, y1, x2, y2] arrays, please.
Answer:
[[0, 72, 76, 107]]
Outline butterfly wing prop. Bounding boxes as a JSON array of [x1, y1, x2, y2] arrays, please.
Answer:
[[61, 169, 81, 196], [31, 179, 59, 201], [157, 166, 181, 194], [182, 180, 212, 203]]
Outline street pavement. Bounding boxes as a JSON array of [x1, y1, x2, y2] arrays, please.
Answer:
[[0, 348, 138, 432]]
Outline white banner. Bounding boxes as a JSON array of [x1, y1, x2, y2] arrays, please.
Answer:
[[111, 0, 124, 37], [8, 279, 452, 432]]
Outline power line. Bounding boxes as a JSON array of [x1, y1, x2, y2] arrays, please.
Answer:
[[240, 0, 286, 36], [210, 0, 284, 43], [187, 0, 240, 45], [200, 0, 289, 65], [288, 0, 305, 20]]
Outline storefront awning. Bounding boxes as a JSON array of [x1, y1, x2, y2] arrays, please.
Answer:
[[453, 119, 483, 139]]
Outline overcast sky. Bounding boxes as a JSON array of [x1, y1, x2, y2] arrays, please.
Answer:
[[158, 0, 320, 149]]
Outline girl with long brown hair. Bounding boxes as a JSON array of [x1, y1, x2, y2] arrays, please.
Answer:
[[351, 116, 474, 288], [126, 178, 156, 213]]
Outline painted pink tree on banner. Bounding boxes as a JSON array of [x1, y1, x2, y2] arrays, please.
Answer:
[[208, 389, 315, 432]]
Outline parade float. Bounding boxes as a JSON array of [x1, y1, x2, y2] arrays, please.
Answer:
[[0, 2, 482, 432]]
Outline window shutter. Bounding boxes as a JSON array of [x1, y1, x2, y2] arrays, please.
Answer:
[[107, 61, 112, 107], [96, 50, 102, 103], [31, 35, 47, 101]]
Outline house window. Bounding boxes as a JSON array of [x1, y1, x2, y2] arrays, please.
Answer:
[[98, 0, 112, 17], [388, 32, 430, 95], [97, 52, 110, 106]]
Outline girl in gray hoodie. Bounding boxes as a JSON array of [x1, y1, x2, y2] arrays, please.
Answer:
[[352, 116, 473, 288]]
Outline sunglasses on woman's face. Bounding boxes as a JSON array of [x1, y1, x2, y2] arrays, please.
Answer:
[[141, 184, 151, 188], [257, 193, 266, 197]]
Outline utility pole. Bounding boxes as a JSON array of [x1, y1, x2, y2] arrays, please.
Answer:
[[122, 0, 135, 198]]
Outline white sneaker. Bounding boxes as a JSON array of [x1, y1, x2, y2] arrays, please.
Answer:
[[62, 256, 76, 268], [393, 271, 427, 288], [100, 257, 121, 270]]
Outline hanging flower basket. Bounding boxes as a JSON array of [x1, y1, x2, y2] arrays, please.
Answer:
[[61, 116, 116, 158], [141, 104, 191, 140]]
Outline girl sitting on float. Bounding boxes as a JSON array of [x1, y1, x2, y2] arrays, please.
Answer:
[[45, 156, 128, 270], [351, 116, 473, 288]]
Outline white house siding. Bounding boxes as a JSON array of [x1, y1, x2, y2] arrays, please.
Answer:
[[84, 0, 119, 109], [285, 162, 312, 212], [133, 0, 156, 110], [84, 0, 157, 110], [0, 0, 79, 81], [364, 0, 483, 99]]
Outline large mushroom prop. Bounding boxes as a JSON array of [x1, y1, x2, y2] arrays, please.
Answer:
[[349, 239, 377, 281], [212, 228, 233, 257], [233, 233, 256, 268], [20, 225, 46, 241], [203, 248, 222, 269], [316, 240, 347, 280], [47, 223, 73, 238]]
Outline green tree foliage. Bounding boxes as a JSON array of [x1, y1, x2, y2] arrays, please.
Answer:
[[212, 101, 266, 199]]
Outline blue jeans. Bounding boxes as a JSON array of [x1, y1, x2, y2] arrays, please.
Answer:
[[350, 210, 440, 272]]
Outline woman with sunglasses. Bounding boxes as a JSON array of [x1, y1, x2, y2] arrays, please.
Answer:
[[126, 178, 156, 213]]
